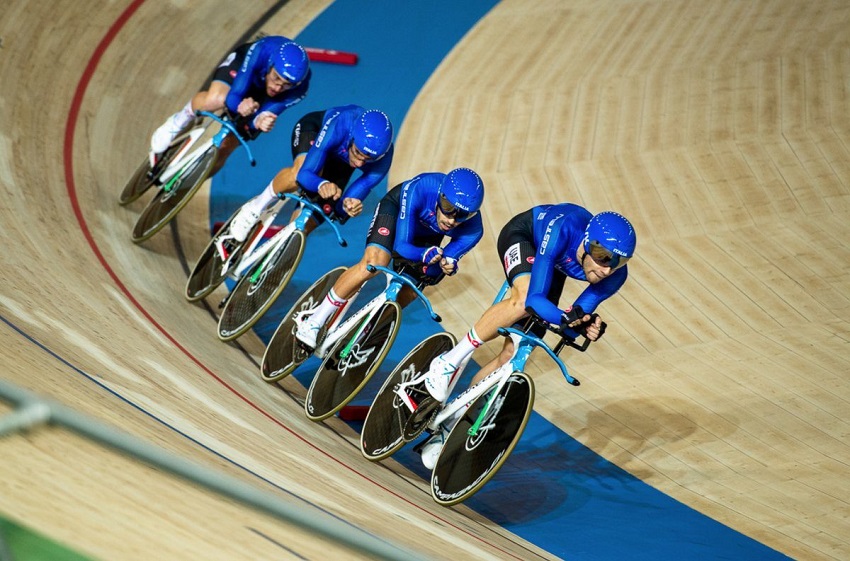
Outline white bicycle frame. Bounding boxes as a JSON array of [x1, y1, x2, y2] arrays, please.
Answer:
[[296, 265, 442, 359], [394, 279, 581, 438], [157, 127, 210, 185], [293, 279, 392, 360], [215, 198, 297, 282], [393, 332, 523, 435], [218, 182, 356, 283]]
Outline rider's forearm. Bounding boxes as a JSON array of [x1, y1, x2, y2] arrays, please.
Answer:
[[524, 293, 562, 325]]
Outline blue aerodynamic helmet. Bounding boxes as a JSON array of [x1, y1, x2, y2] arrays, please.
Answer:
[[436, 168, 484, 222], [583, 211, 636, 269], [271, 42, 309, 85], [352, 110, 393, 160]]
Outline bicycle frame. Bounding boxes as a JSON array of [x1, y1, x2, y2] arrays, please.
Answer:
[[159, 110, 256, 187], [431, 327, 578, 438], [304, 264, 441, 361], [219, 192, 348, 284], [156, 127, 208, 186], [395, 280, 582, 436]]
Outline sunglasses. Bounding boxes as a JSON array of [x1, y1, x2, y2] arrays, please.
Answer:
[[587, 241, 630, 269], [437, 194, 477, 222], [349, 142, 375, 162]]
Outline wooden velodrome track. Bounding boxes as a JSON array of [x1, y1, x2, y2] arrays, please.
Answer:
[[1, 0, 848, 559]]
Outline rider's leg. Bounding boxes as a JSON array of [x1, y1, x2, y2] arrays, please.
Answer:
[[423, 275, 531, 402], [470, 337, 516, 386], [151, 81, 229, 154], [443, 274, 531, 367], [295, 245, 390, 349], [190, 82, 229, 113], [396, 286, 418, 308], [335, 245, 391, 299], [210, 135, 239, 176], [231, 155, 307, 242], [274, 154, 306, 197], [308, 245, 391, 326], [420, 278, 530, 467]]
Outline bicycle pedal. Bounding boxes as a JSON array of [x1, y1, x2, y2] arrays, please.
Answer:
[[294, 336, 317, 353]]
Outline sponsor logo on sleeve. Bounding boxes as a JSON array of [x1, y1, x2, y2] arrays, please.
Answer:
[[504, 242, 522, 273], [315, 110, 340, 148], [540, 213, 564, 256]]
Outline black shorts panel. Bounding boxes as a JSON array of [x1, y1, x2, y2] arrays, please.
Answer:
[[290, 111, 324, 157], [211, 43, 251, 86], [366, 212, 396, 253], [498, 209, 567, 336], [496, 209, 536, 282]]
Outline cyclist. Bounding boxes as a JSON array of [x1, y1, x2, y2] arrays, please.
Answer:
[[292, 168, 485, 350], [149, 35, 310, 171], [227, 104, 394, 242], [417, 203, 636, 467]]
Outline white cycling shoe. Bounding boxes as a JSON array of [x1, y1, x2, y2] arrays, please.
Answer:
[[229, 207, 261, 243], [150, 120, 183, 156], [424, 353, 459, 402], [294, 315, 321, 350], [420, 425, 450, 470]]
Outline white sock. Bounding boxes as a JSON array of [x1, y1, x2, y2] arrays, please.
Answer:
[[170, 100, 195, 130], [443, 327, 484, 366], [310, 288, 348, 326], [244, 182, 278, 215]]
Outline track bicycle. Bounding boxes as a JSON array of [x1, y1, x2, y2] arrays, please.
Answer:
[[130, 111, 256, 244], [186, 192, 348, 342], [362, 280, 595, 506], [261, 262, 445, 422], [118, 118, 209, 206]]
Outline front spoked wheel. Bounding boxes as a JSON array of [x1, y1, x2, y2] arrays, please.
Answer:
[[260, 266, 347, 383], [305, 301, 402, 422], [360, 332, 456, 461], [217, 230, 305, 341], [185, 213, 257, 302], [131, 145, 218, 243], [431, 371, 535, 506]]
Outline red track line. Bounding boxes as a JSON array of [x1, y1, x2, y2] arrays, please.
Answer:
[[61, 3, 525, 558]]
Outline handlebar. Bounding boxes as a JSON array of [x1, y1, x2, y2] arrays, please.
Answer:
[[366, 264, 441, 322], [523, 305, 602, 353], [392, 257, 444, 287], [496, 326, 580, 386], [196, 111, 256, 166], [281, 192, 347, 247]]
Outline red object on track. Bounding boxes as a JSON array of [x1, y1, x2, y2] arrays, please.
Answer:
[[338, 405, 370, 422], [305, 47, 359, 65]]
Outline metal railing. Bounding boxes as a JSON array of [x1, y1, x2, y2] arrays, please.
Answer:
[[0, 379, 427, 561]]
